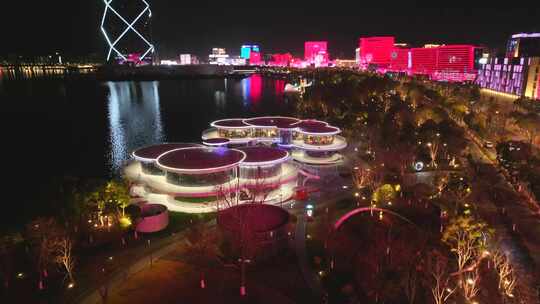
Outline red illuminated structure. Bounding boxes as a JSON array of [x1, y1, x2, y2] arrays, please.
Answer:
[[359, 35, 478, 82], [432, 45, 477, 81], [411, 45, 477, 81], [249, 51, 262, 65], [410, 47, 438, 75], [388, 47, 410, 72], [305, 41, 329, 67], [359, 37, 395, 67], [270, 53, 293, 67]]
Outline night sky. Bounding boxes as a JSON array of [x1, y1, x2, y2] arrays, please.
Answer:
[[2, 2, 539, 59]]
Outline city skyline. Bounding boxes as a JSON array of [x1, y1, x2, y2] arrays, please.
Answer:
[[1, 2, 539, 59]]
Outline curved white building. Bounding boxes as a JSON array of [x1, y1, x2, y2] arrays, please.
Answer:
[[125, 143, 297, 213], [202, 116, 347, 165]]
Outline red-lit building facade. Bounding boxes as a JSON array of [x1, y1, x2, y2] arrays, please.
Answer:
[[388, 47, 410, 72], [249, 51, 262, 65], [359, 37, 395, 67], [305, 41, 329, 67], [359, 36, 478, 82], [269, 53, 293, 67]]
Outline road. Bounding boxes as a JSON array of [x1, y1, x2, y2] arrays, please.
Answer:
[[438, 101, 540, 302]]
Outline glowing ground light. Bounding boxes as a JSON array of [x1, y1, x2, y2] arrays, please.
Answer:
[[100, 0, 155, 61], [68, 282, 75, 289], [414, 161, 424, 171]]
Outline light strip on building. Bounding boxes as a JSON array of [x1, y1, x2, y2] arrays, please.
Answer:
[[101, 0, 155, 62]]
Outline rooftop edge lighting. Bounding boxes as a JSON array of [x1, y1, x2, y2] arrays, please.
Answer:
[[243, 116, 301, 127], [156, 147, 247, 174], [238, 150, 290, 167], [511, 33, 540, 38], [210, 118, 251, 129], [132, 143, 203, 163]]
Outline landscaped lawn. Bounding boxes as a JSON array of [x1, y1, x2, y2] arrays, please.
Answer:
[[175, 196, 218, 203]]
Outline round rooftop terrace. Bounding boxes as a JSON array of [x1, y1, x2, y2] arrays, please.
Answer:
[[211, 119, 250, 129], [156, 147, 246, 174], [237, 146, 289, 166], [132, 143, 203, 162], [292, 119, 328, 129], [243, 116, 300, 127]]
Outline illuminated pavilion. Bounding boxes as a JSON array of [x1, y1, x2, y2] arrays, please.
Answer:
[[125, 143, 297, 213], [202, 116, 347, 165]]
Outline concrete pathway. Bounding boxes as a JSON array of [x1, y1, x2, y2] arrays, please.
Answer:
[[293, 214, 323, 301]]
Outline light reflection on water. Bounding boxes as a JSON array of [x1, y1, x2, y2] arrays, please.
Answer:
[[107, 81, 164, 172], [241, 74, 263, 105]]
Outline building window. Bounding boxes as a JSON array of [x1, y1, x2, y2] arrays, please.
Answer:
[[141, 162, 165, 176], [304, 135, 335, 146], [218, 128, 252, 139], [166, 169, 236, 187]]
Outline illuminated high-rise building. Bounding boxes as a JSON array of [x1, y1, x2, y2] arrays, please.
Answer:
[[355, 48, 361, 65], [477, 57, 540, 100], [179, 54, 199, 65], [100, 0, 155, 65], [270, 53, 293, 67], [305, 41, 329, 67], [506, 33, 540, 58], [241, 45, 260, 59], [359, 37, 395, 67], [209, 48, 229, 65], [240, 45, 261, 65]]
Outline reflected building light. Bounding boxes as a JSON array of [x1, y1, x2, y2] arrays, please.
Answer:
[[214, 90, 226, 111], [242, 77, 250, 105], [250, 74, 262, 102], [107, 81, 164, 173], [240, 75, 262, 105]]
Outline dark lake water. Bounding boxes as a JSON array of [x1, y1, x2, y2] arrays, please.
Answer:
[[0, 73, 295, 229]]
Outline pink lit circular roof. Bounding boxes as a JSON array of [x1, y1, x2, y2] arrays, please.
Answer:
[[243, 116, 300, 127], [211, 119, 250, 128], [156, 147, 246, 174], [237, 146, 289, 166], [132, 143, 203, 162], [219, 204, 289, 233], [293, 119, 329, 129]]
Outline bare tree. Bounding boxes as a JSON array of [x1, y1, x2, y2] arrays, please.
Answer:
[[352, 165, 373, 189], [402, 255, 421, 304], [427, 142, 440, 168], [215, 167, 276, 296], [53, 236, 76, 286], [462, 269, 480, 301], [26, 218, 62, 290], [492, 250, 517, 299], [427, 251, 456, 304], [442, 216, 490, 287], [184, 221, 219, 289]]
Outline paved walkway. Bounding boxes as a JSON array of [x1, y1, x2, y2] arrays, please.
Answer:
[[436, 99, 540, 303], [293, 214, 323, 301]]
